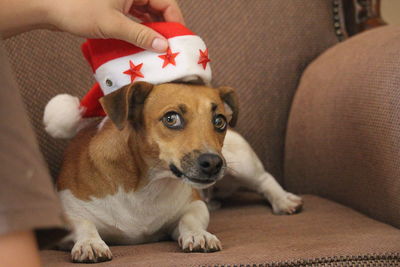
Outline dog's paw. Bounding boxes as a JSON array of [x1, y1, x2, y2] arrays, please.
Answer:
[[272, 192, 303, 215], [71, 238, 112, 263], [179, 230, 222, 253]]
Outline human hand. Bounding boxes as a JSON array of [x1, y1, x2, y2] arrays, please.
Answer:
[[0, 0, 184, 52], [49, 0, 184, 52]]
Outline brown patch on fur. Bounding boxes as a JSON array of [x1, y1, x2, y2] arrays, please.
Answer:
[[217, 86, 239, 127], [57, 120, 148, 200], [100, 82, 153, 130]]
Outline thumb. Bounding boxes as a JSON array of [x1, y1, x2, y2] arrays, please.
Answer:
[[105, 13, 168, 52]]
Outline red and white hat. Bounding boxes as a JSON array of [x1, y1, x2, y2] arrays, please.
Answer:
[[43, 22, 212, 138]]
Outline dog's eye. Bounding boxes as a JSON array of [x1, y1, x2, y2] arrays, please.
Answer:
[[213, 114, 227, 132], [162, 112, 184, 129]]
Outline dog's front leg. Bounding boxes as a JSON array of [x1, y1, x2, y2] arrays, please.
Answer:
[[222, 130, 303, 214], [172, 200, 221, 252], [68, 217, 112, 263]]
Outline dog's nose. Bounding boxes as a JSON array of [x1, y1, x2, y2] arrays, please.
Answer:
[[198, 153, 223, 176]]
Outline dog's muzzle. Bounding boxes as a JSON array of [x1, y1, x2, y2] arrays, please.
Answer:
[[197, 153, 223, 177], [169, 153, 225, 185]]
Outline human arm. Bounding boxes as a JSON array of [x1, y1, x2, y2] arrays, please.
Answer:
[[0, 231, 41, 267]]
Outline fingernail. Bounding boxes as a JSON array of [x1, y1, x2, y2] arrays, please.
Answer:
[[152, 38, 168, 52]]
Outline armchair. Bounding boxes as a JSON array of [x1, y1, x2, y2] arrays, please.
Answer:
[[4, 0, 399, 266]]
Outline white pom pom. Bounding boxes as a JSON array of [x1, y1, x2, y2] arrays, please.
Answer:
[[43, 94, 83, 139]]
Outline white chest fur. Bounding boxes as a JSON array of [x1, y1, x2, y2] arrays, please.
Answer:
[[59, 178, 193, 245]]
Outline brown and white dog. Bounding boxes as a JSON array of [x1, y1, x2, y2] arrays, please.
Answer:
[[57, 82, 302, 263]]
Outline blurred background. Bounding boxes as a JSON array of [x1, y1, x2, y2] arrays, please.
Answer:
[[381, 0, 400, 25]]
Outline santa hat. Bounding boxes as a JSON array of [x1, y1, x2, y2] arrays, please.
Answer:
[[43, 22, 212, 138]]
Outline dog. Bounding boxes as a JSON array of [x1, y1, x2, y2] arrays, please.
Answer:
[[56, 82, 303, 263]]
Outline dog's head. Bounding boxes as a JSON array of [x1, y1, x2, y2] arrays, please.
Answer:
[[100, 82, 238, 188]]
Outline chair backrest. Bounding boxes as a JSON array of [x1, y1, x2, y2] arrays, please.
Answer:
[[4, 0, 339, 182]]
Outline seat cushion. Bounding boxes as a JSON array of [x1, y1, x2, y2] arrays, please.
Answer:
[[40, 194, 400, 266]]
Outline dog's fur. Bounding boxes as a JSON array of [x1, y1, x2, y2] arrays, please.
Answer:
[[57, 82, 302, 263]]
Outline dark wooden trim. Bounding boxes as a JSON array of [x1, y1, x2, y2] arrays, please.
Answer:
[[342, 0, 386, 37]]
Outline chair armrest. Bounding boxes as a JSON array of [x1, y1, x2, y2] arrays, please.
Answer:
[[284, 25, 400, 228]]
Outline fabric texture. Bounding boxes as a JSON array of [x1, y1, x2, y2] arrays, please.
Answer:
[[3, 31, 94, 178], [40, 194, 400, 266], [3, 0, 339, 182], [285, 25, 400, 228], [0, 40, 65, 237]]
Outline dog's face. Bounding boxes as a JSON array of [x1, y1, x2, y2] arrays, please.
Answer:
[[100, 82, 238, 188]]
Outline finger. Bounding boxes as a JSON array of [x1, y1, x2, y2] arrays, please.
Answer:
[[147, 12, 164, 22], [129, 4, 162, 21], [160, 4, 184, 24], [104, 13, 168, 52], [131, 9, 154, 22], [130, 0, 185, 24], [131, 7, 163, 23], [133, 6, 168, 22]]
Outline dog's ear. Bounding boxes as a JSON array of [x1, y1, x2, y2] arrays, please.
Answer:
[[100, 82, 154, 130], [217, 86, 239, 127]]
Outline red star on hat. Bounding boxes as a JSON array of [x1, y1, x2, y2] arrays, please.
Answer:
[[123, 60, 144, 82], [158, 48, 179, 68], [198, 48, 210, 70]]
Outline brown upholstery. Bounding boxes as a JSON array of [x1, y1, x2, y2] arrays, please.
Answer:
[[178, 0, 339, 181], [4, 0, 338, 181], [4, 31, 92, 178], [40, 194, 400, 266], [285, 25, 400, 228]]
